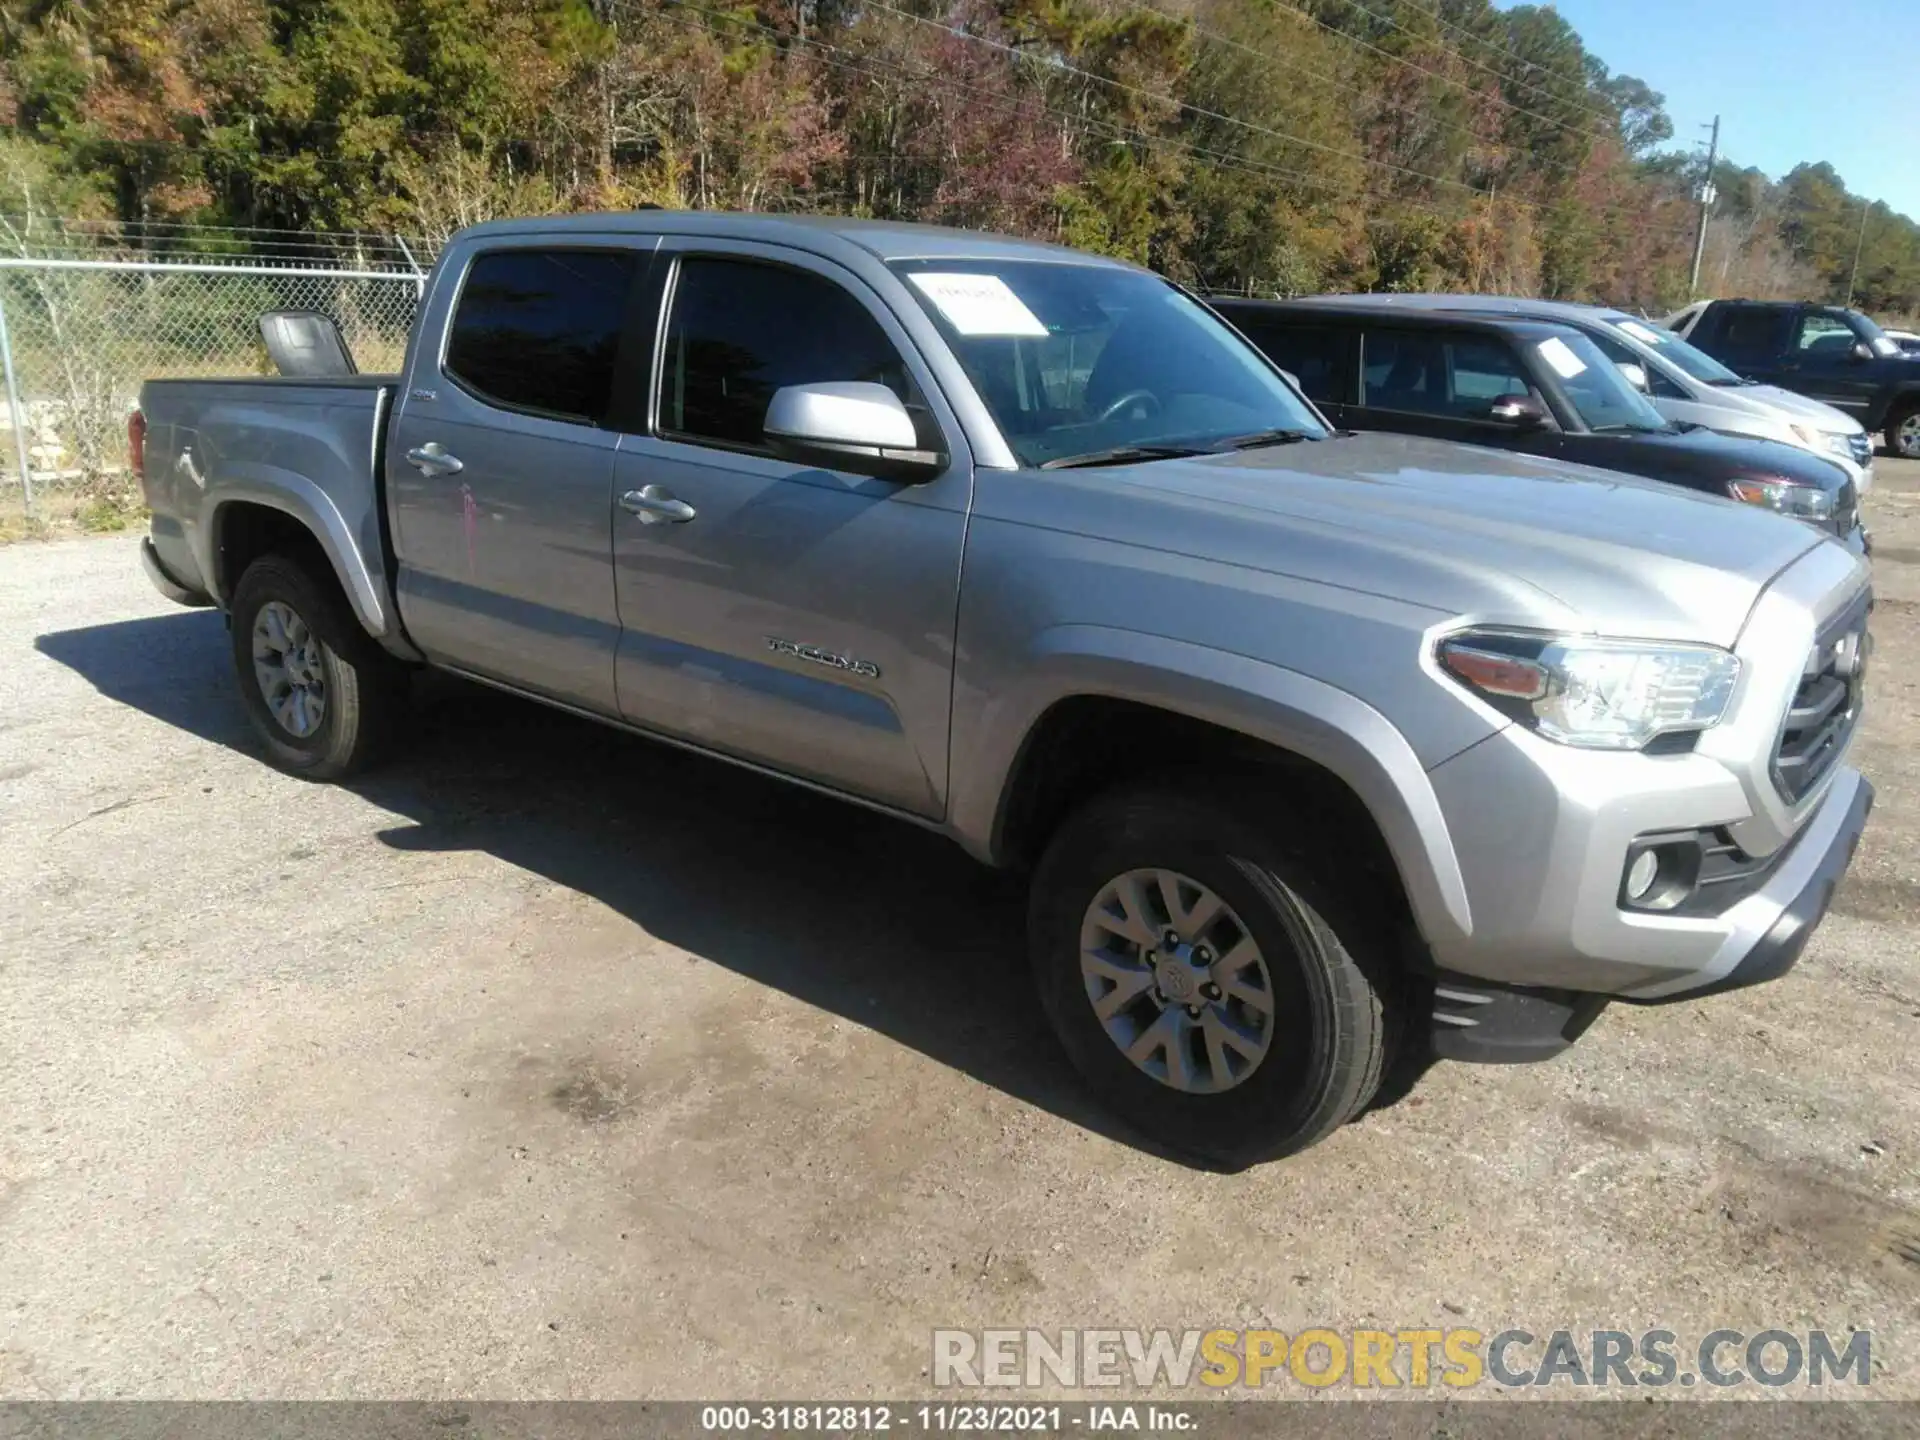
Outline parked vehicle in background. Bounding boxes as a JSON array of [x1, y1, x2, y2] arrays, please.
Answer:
[[133, 212, 1873, 1163], [1886, 328, 1920, 356], [1296, 293, 1874, 493], [1663, 299, 1920, 459], [1212, 299, 1867, 552]]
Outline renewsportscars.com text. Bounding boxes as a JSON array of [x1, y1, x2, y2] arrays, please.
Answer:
[[931, 1327, 1873, 1390]]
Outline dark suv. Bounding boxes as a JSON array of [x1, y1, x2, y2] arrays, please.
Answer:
[[1666, 299, 1920, 459], [1213, 299, 1867, 551]]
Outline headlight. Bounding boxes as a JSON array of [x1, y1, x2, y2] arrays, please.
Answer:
[[1789, 424, 1855, 462], [1437, 630, 1741, 750], [1726, 475, 1835, 520]]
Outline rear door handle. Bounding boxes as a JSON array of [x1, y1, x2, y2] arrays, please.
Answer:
[[405, 442, 464, 476], [620, 484, 697, 525]]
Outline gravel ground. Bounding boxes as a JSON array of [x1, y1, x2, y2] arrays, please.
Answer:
[[2, 464, 1918, 1404]]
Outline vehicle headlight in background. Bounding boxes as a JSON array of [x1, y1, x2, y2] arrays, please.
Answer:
[[1726, 475, 1835, 520], [1437, 630, 1741, 750], [1789, 423, 1856, 462]]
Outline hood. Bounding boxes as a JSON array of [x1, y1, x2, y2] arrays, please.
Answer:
[[1648, 426, 1852, 490], [1734, 383, 1865, 434], [1060, 431, 1829, 649]]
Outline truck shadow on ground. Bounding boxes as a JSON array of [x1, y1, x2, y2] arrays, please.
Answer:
[[37, 610, 1237, 1168]]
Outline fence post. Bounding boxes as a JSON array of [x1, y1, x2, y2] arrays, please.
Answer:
[[394, 234, 427, 300], [0, 289, 33, 520]]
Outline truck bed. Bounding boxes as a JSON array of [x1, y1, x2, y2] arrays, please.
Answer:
[[139, 375, 397, 628]]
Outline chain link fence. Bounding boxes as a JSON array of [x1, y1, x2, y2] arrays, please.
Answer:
[[0, 257, 425, 526]]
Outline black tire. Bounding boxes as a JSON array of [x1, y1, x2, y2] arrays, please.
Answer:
[[1028, 778, 1402, 1168], [229, 553, 407, 781], [1887, 399, 1920, 461]]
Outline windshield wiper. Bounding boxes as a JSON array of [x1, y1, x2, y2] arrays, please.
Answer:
[[1040, 443, 1211, 470], [1706, 376, 1761, 387], [1206, 428, 1323, 452]]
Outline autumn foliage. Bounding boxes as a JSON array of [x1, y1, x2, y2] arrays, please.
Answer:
[[1, 0, 1916, 319]]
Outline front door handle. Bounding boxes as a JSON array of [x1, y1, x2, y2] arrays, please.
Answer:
[[620, 484, 697, 525], [405, 442, 464, 477]]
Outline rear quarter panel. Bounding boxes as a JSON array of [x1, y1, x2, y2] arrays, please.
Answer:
[[139, 376, 405, 644]]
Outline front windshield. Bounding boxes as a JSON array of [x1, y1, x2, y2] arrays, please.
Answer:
[[1847, 311, 1901, 357], [1534, 331, 1670, 432], [1601, 314, 1743, 385], [888, 259, 1328, 467]]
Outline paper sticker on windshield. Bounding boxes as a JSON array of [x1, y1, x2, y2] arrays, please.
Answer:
[[1537, 336, 1588, 378], [1617, 319, 1667, 346], [908, 273, 1048, 337]]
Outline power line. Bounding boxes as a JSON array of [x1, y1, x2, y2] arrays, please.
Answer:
[[1269, 0, 1614, 146], [642, 0, 1487, 218], [859, 0, 1499, 198], [1331, 0, 1621, 129], [1395, 0, 1612, 103], [1120, 0, 1589, 180]]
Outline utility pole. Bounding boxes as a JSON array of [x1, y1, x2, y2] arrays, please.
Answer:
[[1689, 115, 1720, 300], [1845, 198, 1870, 308]]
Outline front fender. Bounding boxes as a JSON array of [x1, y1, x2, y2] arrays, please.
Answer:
[[949, 625, 1474, 947]]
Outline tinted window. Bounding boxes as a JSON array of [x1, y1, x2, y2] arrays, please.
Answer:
[[445, 249, 636, 422], [661, 257, 930, 450], [1717, 305, 1789, 358], [1361, 329, 1531, 418], [1236, 319, 1345, 403], [890, 260, 1327, 467]]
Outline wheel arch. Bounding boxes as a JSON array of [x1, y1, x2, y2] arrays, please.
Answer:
[[956, 627, 1474, 949], [198, 480, 399, 652]]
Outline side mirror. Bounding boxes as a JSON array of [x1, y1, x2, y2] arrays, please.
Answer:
[[765, 382, 946, 481], [1850, 341, 1874, 363], [1279, 369, 1302, 390], [1617, 362, 1651, 393], [1489, 393, 1550, 428]]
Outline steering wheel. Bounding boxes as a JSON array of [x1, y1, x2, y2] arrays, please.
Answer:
[[1093, 388, 1162, 424]]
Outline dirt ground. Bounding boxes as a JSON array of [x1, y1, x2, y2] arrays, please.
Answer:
[[2, 464, 1918, 1404]]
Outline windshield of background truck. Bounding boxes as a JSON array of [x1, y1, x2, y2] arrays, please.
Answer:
[[1604, 314, 1743, 385], [888, 260, 1329, 467], [1843, 310, 1902, 357]]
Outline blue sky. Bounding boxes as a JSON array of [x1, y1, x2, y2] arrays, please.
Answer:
[[1494, 0, 1919, 221]]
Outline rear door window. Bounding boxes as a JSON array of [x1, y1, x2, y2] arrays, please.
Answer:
[[445, 249, 639, 424]]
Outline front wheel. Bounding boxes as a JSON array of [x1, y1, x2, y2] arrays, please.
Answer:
[[1028, 780, 1400, 1167], [1887, 401, 1920, 461], [229, 554, 406, 780]]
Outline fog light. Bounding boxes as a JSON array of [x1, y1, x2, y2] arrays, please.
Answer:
[[1626, 849, 1660, 901]]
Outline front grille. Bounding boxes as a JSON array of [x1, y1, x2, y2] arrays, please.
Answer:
[[1771, 589, 1870, 803], [1847, 433, 1873, 469]]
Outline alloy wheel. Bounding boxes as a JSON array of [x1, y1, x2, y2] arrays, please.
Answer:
[[1079, 868, 1276, 1093]]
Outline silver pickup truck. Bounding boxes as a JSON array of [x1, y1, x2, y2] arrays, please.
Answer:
[[134, 213, 1874, 1164]]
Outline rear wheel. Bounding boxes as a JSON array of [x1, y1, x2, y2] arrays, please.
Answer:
[[1029, 778, 1400, 1167], [1887, 401, 1920, 461], [229, 553, 406, 780]]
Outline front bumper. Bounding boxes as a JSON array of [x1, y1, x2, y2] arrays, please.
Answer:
[[1431, 771, 1872, 1064]]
